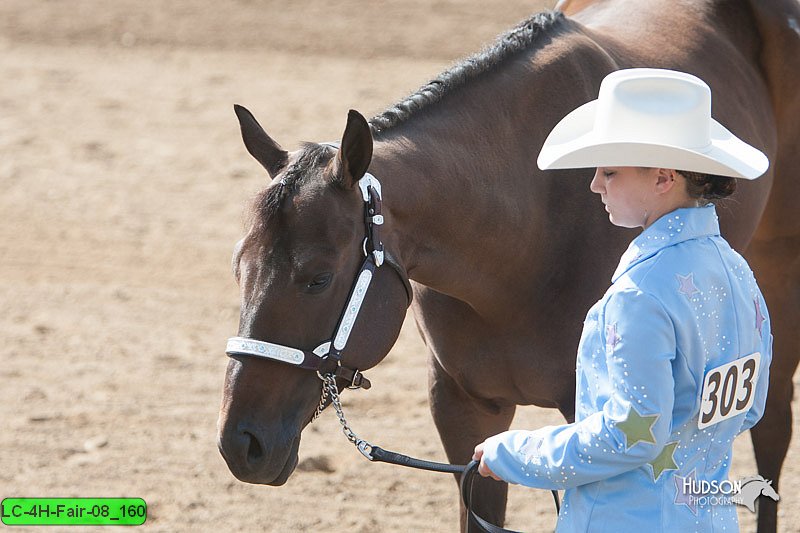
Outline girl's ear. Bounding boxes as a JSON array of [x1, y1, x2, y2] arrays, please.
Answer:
[[655, 168, 678, 194]]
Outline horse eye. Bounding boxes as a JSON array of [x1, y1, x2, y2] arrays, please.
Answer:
[[306, 273, 332, 293]]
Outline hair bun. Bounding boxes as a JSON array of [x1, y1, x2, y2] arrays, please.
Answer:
[[704, 176, 737, 199], [679, 170, 737, 200]]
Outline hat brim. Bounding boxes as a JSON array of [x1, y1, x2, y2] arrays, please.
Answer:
[[537, 100, 769, 180]]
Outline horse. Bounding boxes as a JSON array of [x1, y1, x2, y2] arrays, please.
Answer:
[[733, 475, 781, 513], [217, 0, 800, 531]]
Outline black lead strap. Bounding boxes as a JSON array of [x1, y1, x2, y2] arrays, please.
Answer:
[[367, 446, 561, 532], [370, 446, 465, 474], [320, 371, 561, 531]]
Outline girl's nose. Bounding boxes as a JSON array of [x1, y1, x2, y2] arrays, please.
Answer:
[[590, 168, 604, 194]]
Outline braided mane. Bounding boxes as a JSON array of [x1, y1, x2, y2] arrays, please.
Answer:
[[370, 10, 564, 134]]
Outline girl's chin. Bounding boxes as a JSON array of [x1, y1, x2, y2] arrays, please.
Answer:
[[608, 214, 641, 229]]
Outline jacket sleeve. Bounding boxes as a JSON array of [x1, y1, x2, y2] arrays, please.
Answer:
[[482, 288, 677, 490], [740, 330, 772, 433]]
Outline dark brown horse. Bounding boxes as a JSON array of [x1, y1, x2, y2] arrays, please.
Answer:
[[217, 0, 800, 530]]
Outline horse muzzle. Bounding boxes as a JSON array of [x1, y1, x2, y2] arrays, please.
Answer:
[[217, 423, 301, 486]]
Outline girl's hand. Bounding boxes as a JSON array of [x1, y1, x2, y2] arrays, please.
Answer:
[[472, 442, 502, 481]]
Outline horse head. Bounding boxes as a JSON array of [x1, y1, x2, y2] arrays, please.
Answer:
[[761, 479, 780, 502], [737, 475, 781, 512], [217, 105, 410, 485]]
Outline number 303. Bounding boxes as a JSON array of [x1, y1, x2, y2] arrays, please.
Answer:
[[699, 353, 760, 429]]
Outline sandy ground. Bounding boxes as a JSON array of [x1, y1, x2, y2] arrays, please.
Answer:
[[1, 1, 798, 532]]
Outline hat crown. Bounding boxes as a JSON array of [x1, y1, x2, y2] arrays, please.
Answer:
[[594, 69, 711, 150], [536, 67, 769, 179]]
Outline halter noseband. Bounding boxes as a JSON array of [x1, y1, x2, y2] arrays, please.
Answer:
[[225, 169, 412, 391]]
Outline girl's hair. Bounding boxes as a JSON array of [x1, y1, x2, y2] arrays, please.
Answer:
[[678, 170, 736, 201]]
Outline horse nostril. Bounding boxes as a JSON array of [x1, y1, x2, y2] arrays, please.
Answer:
[[245, 431, 264, 464]]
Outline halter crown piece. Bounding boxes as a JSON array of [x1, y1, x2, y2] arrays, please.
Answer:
[[225, 167, 407, 391]]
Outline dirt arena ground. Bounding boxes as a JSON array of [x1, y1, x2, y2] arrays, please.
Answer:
[[1, 1, 799, 531]]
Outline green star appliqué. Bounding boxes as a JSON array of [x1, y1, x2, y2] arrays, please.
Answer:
[[648, 441, 679, 481], [617, 405, 659, 450]]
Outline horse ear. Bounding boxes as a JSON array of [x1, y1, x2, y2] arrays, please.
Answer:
[[328, 109, 373, 189], [234, 104, 288, 178]]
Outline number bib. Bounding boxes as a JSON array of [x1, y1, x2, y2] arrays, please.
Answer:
[[699, 352, 761, 429]]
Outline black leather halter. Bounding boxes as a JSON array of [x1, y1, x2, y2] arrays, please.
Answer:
[[225, 171, 412, 390]]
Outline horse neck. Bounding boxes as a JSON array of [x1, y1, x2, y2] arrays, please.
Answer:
[[372, 131, 520, 302], [368, 29, 615, 314]]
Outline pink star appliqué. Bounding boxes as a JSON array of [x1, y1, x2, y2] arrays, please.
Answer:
[[674, 469, 699, 515], [519, 435, 544, 464], [676, 273, 700, 299], [606, 323, 621, 351], [755, 296, 766, 338]]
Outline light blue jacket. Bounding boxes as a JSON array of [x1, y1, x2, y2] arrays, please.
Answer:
[[482, 205, 772, 532]]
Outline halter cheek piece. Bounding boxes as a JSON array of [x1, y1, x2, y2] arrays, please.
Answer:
[[225, 169, 413, 392]]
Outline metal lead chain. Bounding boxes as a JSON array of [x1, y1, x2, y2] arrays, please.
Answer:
[[312, 374, 330, 421], [316, 372, 374, 460]]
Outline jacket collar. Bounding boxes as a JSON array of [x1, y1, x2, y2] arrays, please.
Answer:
[[612, 204, 720, 282]]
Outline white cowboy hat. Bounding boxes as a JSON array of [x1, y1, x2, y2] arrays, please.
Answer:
[[537, 68, 769, 179]]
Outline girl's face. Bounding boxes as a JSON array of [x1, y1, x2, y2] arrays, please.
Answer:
[[590, 166, 659, 229]]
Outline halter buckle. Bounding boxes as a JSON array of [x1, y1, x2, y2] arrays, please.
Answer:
[[373, 249, 384, 267], [358, 173, 382, 202], [347, 369, 367, 390]]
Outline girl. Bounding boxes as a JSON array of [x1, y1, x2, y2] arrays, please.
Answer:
[[473, 69, 773, 531]]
